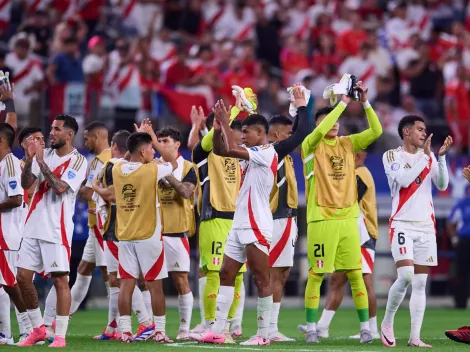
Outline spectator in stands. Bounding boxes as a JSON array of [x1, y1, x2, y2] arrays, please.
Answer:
[[47, 36, 84, 85], [447, 188, 470, 308], [254, 4, 282, 68], [337, 11, 367, 58], [178, 0, 203, 40], [5, 32, 44, 128], [20, 9, 52, 58], [51, 17, 88, 56]]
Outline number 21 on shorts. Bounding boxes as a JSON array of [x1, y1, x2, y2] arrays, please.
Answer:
[[313, 244, 325, 257]]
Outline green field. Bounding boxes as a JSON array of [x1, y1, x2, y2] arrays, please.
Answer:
[[4, 307, 469, 351]]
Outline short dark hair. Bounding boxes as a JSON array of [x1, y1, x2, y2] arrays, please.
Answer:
[[18, 127, 42, 145], [242, 114, 269, 134], [0, 123, 15, 148], [269, 115, 293, 126], [398, 115, 425, 140], [84, 121, 108, 133], [315, 107, 334, 121], [63, 36, 78, 45], [127, 132, 152, 154], [156, 127, 182, 143], [231, 120, 242, 131], [111, 130, 130, 153], [55, 114, 79, 135], [205, 112, 214, 130]]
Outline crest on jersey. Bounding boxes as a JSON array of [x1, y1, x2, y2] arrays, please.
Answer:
[[330, 156, 344, 171], [391, 163, 400, 171], [317, 260, 324, 268], [9, 180, 17, 189], [224, 158, 236, 175], [415, 176, 422, 185], [68, 171, 76, 179], [122, 184, 137, 202], [87, 173, 94, 183]]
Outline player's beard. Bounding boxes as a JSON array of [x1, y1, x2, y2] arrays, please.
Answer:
[[51, 139, 66, 149]]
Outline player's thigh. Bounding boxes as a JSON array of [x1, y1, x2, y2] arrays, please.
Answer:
[[135, 234, 169, 281], [361, 237, 376, 274], [0, 250, 17, 287], [81, 230, 97, 264], [105, 241, 119, 274], [118, 241, 140, 279], [413, 232, 438, 267], [335, 219, 363, 271], [390, 227, 416, 264], [39, 240, 70, 274], [91, 226, 106, 267], [163, 235, 190, 272], [307, 220, 339, 273], [224, 229, 247, 265], [16, 238, 44, 273], [199, 218, 231, 272], [270, 217, 297, 268]]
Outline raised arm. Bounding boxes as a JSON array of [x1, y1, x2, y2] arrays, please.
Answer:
[[201, 106, 241, 152], [432, 136, 452, 191], [0, 80, 17, 131], [139, 122, 178, 170], [187, 106, 205, 150], [21, 138, 38, 190]]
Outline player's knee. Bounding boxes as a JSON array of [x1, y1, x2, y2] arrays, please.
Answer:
[[172, 274, 190, 294], [77, 260, 95, 275], [412, 274, 427, 293], [52, 275, 69, 291], [109, 275, 120, 288], [16, 269, 31, 287], [219, 266, 237, 286], [397, 266, 414, 287]]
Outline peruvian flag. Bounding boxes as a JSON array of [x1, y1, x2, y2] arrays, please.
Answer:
[[399, 247, 407, 255], [49, 83, 85, 122], [317, 260, 324, 268], [212, 257, 220, 265], [157, 87, 208, 124]]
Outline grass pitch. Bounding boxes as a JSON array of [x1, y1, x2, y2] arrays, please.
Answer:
[[5, 307, 469, 351]]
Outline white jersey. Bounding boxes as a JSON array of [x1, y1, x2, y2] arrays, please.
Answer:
[[23, 149, 87, 246], [233, 144, 278, 241], [118, 161, 173, 240], [383, 147, 449, 232], [0, 153, 24, 251]]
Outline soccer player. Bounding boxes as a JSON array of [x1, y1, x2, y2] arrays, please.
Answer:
[[381, 116, 452, 348], [156, 127, 197, 340], [302, 82, 382, 344], [445, 326, 470, 344], [200, 86, 308, 345], [113, 131, 177, 343], [267, 115, 299, 342], [190, 107, 247, 342], [17, 114, 87, 347], [0, 123, 30, 345], [299, 149, 380, 339]]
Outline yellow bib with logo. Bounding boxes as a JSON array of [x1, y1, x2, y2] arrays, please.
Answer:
[[270, 155, 298, 213], [88, 149, 111, 228], [356, 166, 378, 239]]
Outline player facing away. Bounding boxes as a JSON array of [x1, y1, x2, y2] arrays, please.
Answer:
[[299, 150, 380, 339], [302, 82, 382, 344], [267, 115, 299, 342], [91, 129, 155, 342], [0, 123, 31, 345], [190, 109, 247, 342], [17, 114, 87, 347], [156, 127, 197, 340], [113, 132, 177, 343], [381, 116, 452, 348], [200, 86, 308, 345]]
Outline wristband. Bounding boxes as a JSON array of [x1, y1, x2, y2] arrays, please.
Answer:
[[362, 100, 371, 109], [5, 99, 15, 113], [201, 127, 209, 136]]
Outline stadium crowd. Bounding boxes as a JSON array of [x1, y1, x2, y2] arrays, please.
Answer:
[[0, 0, 469, 151]]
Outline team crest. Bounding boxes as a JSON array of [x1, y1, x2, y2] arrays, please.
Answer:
[[9, 180, 17, 189], [330, 156, 344, 171], [317, 260, 324, 268], [122, 184, 137, 202], [68, 171, 76, 179], [212, 257, 220, 265]]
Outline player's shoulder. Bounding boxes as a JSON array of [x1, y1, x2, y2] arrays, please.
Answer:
[[70, 150, 87, 171], [2, 153, 21, 177], [249, 144, 275, 154], [383, 147, 402, 164]]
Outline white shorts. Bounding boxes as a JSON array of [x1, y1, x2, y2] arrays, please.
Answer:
[[269, 217, 297, 268], [17, 238, 70, 274], [82, 226, 106, 266], [163, 235, 190, 272], [361, 237, 376, 274], [225, 228, 270, 264], [118, 233, 168, 281], [390, 225, 437, 267], [105, 240, 119, 274], [0, 250, 17, 286]]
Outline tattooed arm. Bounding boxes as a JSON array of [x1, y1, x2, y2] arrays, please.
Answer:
[[164, 175, 196, 199], [37, 160, 70, 196], [21, 158, 37, 190], [0, 195, 22, 211]]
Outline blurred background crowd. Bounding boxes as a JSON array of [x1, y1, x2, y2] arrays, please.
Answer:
[[2, 0, 470, 152]]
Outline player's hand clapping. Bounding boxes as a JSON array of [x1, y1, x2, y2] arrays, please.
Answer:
[[463, 166, 470, 183], [424, 133, 432, 157], [35, 138, 45, 163], [355, 81, 368, 103], [0, 78, 14, 102], [213, 100, 231, 126], [25, 136, 37, 160], [191, 106, 206, 127], [289, 83, 307, 108], [438, 136, 453, 157]]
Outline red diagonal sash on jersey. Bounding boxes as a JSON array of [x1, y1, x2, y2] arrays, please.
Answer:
[[235, 24, 253, 41], [0, 214, 8, 250], [247, 188, 270, 249], [205, 6, 224, 29], [145, 249, 165, 281], [296, 16, 310, 40], [269, 217, 292, 266], [25, 158, 72, 224], [123, 0, 136, 18], [93, 225, 104, 251], [117, 66, 135, 94], [270, 155, 278, 178], [60, 201, 71, 260], [360, 64, 375, 84], [13, 59, 40, 85]]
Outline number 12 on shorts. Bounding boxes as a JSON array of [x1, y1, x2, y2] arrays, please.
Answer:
[[211, 241, 222, 255], [314, 244, 325, 257]]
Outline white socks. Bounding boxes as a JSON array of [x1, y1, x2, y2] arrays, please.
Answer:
[[232, 280, 245, 328], [198, 277, 206, 325], [410, 274, 428, 341], [141, 290, 153, 321], [213, 286, 235, 334], [27, 307, 43, 329], [106, 287, 120, 333], [15, 307, 32, 336], [119, 315, 132, 334], [269, 302, 281, 334], [70, 274, 92, 315], [0, 288, 11, 337], [55, 315, 69, 338], [318, 309, 335, 330], [383, 266, 413, 325], [154, 315, 166, 333], [370, 316, 378, 335], [132, 287, 152, 326], [44, 286, 57, 326], [256, 296, 273, 339], [178, 292, 193, 332]]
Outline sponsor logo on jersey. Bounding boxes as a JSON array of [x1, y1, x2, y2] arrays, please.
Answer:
[[391, 163, 400, 171], [9, 180, 17, 189], [51, 261, 58, 268], [68, 171, 76, 179], [426, 256, 434, 263], [330, 156, 344, 171], [122, 184, 137, 202], [224, 158, 236, 175], [173, 262, 180, 268]]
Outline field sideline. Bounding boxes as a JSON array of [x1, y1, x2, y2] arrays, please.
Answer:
[[4, 307, 469, 351]]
